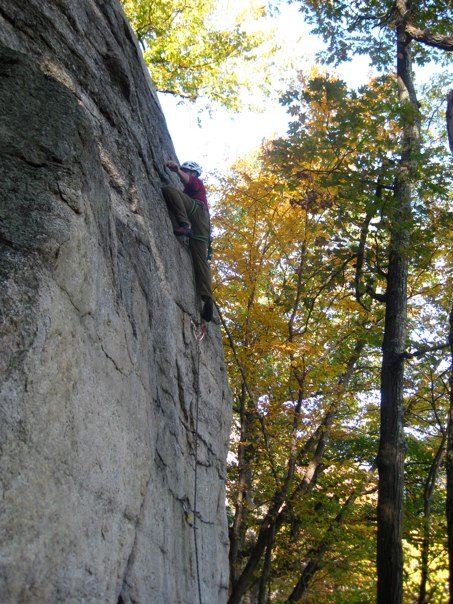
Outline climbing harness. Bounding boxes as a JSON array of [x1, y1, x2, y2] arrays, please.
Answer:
[[191, 319, 205, 604], [187, 198, 202, 219]]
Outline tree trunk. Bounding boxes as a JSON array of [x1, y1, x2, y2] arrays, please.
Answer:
[[287, 491, 358, 601], [257, 523, 276, 604], [447, 91, 453, 156], [418, 436, 447, 604], [376, 6, 420, 602], [229, 384, 254, 588], [447, 307, 453, 603]]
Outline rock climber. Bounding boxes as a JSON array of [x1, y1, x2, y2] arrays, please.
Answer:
[[162, 160, 214, 323]]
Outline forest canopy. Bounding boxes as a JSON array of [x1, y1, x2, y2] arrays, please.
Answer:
[[120, 0, 277, 109], [213, 68, 451, 603]]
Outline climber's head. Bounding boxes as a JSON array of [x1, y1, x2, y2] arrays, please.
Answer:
[[180, 161, 202, 177]]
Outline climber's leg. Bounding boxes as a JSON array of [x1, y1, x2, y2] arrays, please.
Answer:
[[189, 205, 213, 320], [162, 185, 194, 234], [201, 296, 213, 322], [190, 237, 212, 297]]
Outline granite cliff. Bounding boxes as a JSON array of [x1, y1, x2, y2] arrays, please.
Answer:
[[0, 1, 231, 602]]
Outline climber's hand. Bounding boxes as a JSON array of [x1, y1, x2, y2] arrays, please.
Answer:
[[166, 161, 179, 172]]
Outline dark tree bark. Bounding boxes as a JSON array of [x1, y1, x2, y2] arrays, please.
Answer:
[[376, 3, 420, 602], [257, 522, 276, 604], [447, 91, 453, 156]]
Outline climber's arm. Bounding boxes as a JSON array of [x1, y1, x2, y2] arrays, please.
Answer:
[[166, 160, 190, 185]]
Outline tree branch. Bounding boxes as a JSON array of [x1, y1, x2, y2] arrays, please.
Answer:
[[401, 341, 450, 360], [406, 24, 453, 51]]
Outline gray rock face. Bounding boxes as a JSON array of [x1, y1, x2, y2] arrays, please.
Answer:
[[0, 1, 231, 602]]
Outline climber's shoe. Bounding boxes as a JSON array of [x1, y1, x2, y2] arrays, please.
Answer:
[[201, 297, 213, 322], [174, 222, 192, 237]]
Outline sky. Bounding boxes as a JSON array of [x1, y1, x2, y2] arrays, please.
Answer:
[[157, 3, 374, 179]]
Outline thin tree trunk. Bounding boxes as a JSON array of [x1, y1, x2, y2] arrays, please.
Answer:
[[228, 342, 364, 604], [418, 436, 447, 604], [257, 522, 276, 604], [376, 4, 420, 602], [229, 384, 253, 588], [447, 307, 453, 603], [287, 491, 358, 601], [218, 304, 269, 590]]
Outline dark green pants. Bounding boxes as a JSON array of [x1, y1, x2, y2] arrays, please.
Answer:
[[162, 185, 212, 300]]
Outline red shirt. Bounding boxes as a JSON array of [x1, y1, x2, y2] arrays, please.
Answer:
[[184, 175, 208, 212]]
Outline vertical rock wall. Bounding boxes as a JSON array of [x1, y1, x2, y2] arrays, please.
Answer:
[[0, 1, 231, 602]]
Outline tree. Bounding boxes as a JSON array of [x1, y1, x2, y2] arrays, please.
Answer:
[[215, 75, 387, 603], [293, 2, 452, 601], [214, 67, 451, 601], [213, 145, 381, 602], [120, 0, 275, 110]]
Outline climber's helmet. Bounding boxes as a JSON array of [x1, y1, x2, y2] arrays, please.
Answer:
[[180, 161, 202, 177]]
